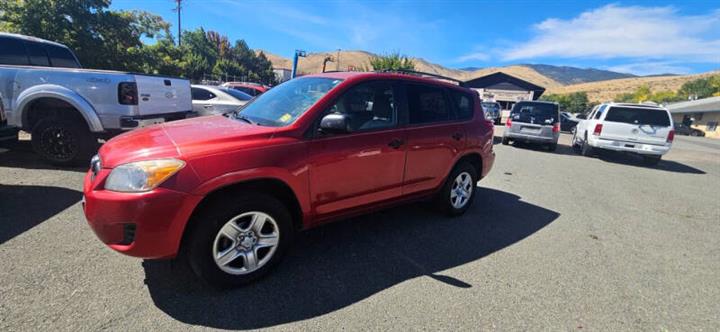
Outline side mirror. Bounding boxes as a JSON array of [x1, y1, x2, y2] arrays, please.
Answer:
[[319, 113, 350, 134]]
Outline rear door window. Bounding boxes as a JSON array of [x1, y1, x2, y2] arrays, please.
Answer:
[[44, 44, 80, 68], [24, 41, 50, 66], [604, 107, 671, 127], [0, 37, 29, 65], [510, 102, 558, 124], [191, 87, 216, 101], [407, 84, 450, 124]]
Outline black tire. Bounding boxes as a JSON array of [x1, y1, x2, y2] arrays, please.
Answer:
[[581, 133, 593, 157], [435, 162, 478, 217], [642, 155, 661, 166], [31, 117, 95, 166], [186, 193, 294, 288], [690, 131, 698, 137], [547, 143, 557, 152], [501, 137, 510, 145]]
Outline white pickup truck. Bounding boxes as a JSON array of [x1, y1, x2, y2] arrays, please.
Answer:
[[0, 33, 193, 165]]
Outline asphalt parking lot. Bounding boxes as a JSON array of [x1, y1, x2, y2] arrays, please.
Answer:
[[1, 129, 719, 331]]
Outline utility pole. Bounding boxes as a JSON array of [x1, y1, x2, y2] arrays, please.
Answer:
[[336, 49, 340, 71], [173, 0, 183, 46]]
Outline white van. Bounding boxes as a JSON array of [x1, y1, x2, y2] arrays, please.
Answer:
[[572, 103, 674, 165]]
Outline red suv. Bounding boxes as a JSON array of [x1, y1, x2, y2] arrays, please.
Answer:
[[83, 72, 495, 287]]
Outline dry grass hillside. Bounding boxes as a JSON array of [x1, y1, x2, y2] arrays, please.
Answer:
[[257, 49, 715, 101], [546, 71, 720, 102], [258, 50, 563, 88]]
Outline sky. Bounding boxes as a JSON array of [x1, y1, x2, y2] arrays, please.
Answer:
[[111, 0, 720, 76]]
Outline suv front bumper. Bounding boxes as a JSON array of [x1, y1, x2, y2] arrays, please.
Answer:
[[82, 170, 203, 259]]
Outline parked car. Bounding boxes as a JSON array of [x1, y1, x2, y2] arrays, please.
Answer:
[[673, 123, 705, 137], [560, 112, 579, 132], [222, 82, 269, 96], [83, 71, 496, 287], [572, 102, 674, 165], [0, 33, 193, 165], [481, 101, 501, 125], [191, 85, 253, 116], [501, 101, 560, 151]]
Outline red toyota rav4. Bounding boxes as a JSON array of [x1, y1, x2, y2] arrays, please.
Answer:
[[83, 71, 495, 287]]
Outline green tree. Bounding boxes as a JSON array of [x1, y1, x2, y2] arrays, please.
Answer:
[[541, 92, 588, 113], [368, 52, 415, 71]]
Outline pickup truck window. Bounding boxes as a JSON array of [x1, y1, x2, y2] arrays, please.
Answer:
[[604, 107, 671, 127], [0, 37, 29, 65], [44, 44, 80, 68], [25, 41, 50, 66]]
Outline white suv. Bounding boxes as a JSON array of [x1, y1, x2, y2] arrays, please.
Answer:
[[572, 103, 674, 165]]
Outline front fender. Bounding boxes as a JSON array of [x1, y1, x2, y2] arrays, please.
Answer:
[[15, 84, 104, 132]]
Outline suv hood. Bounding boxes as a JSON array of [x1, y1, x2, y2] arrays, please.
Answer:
[[100, 115, 278, 168]]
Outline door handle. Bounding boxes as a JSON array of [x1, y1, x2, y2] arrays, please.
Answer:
[[388, 138, 404, 149], [452, 132, 463, 141]]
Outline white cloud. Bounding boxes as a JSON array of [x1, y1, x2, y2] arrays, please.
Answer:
[[606, 61, 693, 76], [503, 5, 720, 63], [456, 52, 490, 62]]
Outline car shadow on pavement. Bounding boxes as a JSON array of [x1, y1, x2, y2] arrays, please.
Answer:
[[143, 187, 559, 330], [514, 142, 706, 175], [0, 142, 89, 172], [0, 184, 82, 244]]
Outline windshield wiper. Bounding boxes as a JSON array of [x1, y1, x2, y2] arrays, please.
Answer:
[[231, 112, 256, 125]]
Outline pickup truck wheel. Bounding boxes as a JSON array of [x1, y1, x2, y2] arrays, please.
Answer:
[[31, 117, 94, 166], [186, 194, 293, 288], [436, 162, 478, 216]]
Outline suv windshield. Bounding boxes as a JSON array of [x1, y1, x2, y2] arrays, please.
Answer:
[[237, 77, 342, 126], [604, 107, 671, 127], [510, 102, 558, 124]]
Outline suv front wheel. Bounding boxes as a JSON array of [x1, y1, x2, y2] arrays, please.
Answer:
[[186, 193, 294, 288], [436, 162, 478, 216]]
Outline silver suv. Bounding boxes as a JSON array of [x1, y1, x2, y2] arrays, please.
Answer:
[[502, 101, 560, 151]]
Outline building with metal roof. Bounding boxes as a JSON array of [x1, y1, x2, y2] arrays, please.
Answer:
[[463, 72, 546, 124], [666, 96, 720, 138]]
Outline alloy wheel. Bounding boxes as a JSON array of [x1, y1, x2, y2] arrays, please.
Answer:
[[212, 211, 280, 275], [450, 171, 473, 209]]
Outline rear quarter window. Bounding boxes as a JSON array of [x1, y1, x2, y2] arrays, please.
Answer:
[[0, 37, 29, 65], [604, 107, 671, 127], [451, 90, 474, 120], [406, 84, 451, 124]]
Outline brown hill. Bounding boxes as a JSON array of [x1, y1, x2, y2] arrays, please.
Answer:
[[257, 49, 715, 101], [546, 71, 720, 102]]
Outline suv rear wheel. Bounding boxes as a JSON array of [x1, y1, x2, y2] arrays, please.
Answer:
[[580, 133, 593, 157], [31, 117, 94, 166], [436, 162, 478, 216], [186, 193, 293, 288]]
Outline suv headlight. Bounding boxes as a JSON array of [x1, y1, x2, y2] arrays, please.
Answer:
[[105, 159, 185, 192]]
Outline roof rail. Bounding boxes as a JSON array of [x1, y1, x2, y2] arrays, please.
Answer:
[[375, 69, 465, 86]]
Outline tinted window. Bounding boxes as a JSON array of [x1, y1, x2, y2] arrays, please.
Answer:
[[235, 87, 257, 96], [326, 81, 397, 132], [191, 87, 216, 101], [452, 91, 474, 120], [219, 87, 252, 101], [44, 44, 79, 68], [407, 84, 450, 124], [24, 41, 50, 66], [238, 77, 341, 127], [0, 37, 29, 65], [510, 102, 559, 124], [604, 107, 671, 127]]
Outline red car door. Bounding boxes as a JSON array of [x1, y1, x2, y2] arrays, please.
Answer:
[[402, 83, 466, 195], [307, 80, 407, 217]]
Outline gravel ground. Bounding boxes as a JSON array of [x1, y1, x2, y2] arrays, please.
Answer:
[[1, 129, 719, 331]]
